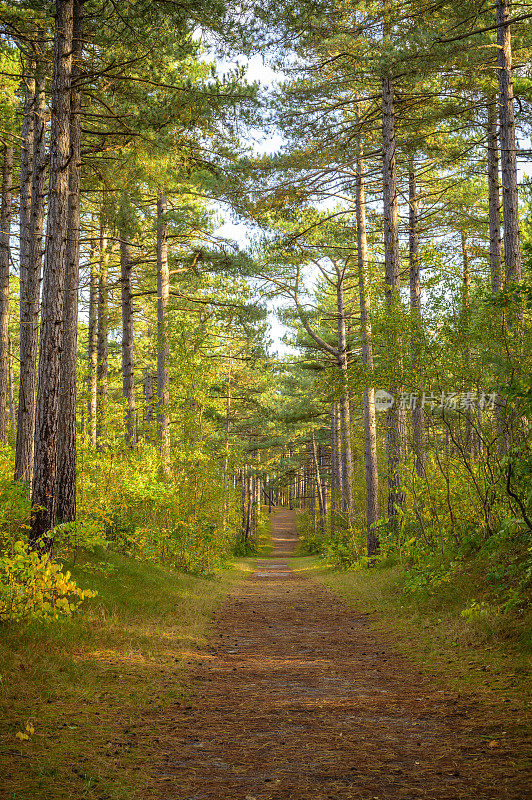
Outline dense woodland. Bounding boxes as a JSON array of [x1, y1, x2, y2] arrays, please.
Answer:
[[0, 0, 531, 627]]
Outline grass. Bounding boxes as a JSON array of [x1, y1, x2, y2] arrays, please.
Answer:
[[292, 555, 532, 716], [0, 550, 254, 800]]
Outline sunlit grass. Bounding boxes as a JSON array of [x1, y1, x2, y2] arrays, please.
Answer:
[[0, 550, 254, 800]]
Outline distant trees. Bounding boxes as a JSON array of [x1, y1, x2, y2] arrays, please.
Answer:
[[237, 0, 531, 556]]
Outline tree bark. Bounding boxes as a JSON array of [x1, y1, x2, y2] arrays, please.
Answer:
[[57, 0, 83, 523], [18, 67, 35, 435], [87, 230, 98, 446], [8, 335, 15, 433], [96, 222, 108, 447], [335, 264, 354, 522], [144, 367, 154, 434], [120, 235, 136, 446], [487, 101, 503, 293], [31, 0, 74, 548], [356, 139, 379, 554], [15, 47, 46, 481], [311, 433, 325, 534], [0, 146, 13, 443], [461, 229, 474, 461], [408, 160, 426, 478], [222, 371, 231, 531], [157, 191, 170, 476], [382, 72, 405, 521], [496, 0, 522, 284], [330, 401, 342, 536]]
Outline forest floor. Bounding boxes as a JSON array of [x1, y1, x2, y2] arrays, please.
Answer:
[[142, 509, 530, 800], [1, 512, 530, 799]]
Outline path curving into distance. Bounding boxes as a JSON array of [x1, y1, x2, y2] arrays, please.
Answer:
[[145, 510, 529, 799]]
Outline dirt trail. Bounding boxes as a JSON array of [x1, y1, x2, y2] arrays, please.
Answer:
[[146, 510, 529, 799]]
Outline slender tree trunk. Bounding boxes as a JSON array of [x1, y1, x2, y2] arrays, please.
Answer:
[[335, 267, 354, 521], [308, 460, 317, 530], [241, 467, 246, 535], [19, 63, 35, 302], [16, 50, 46, 481], [356, 139, 379, 554], [157, 191, 170, 476], [496, 2, 522, 447], [31, 0, 74, 548], [311, 433, 325, 534], [382, 72, 405, 521], [57, 0, 83, 523], [487, 101, 503, 293], [120, 235, 136, 446], [253, 451, 261, 535], [15, 61, 35, 458], [496, 0, 522, 285], [144, 367, 154, 432], [222, 372, 231, 531], [461, 230, 474, 461], [408, 159, 426, 477], [245, 469, 253, 541], [18, 64, 35, 440], [8, 335, 15, 433], [87, 231, 98, 446], [330, 401, 342, 536], [0, 146, 13, 443], [96, 222, 108, 447]]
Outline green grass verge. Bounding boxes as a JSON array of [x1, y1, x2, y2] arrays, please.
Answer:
[[292, 555, 531, 716], [0, 551, 254, 800]]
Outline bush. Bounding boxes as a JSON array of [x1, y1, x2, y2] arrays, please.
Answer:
[[0, 541, 96, 623]]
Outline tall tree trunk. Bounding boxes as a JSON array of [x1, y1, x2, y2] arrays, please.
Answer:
[[408, 159, 426, 478], [308, 460, 316, 530], [288, 445, 293, 510], [15, 48, 46, 481], [496, 0, 522, 285], [245, 469, 253, 541], [8, 335, 15, 433], [311, 433, 325, 534], [222, 371, 231, 531], [0, 146, 13, 443], [15, 58, 35, 452], [144, 367, 154, 433], [335, 265, 354, 521], [157, 191, 170, 476], [461, 230, 474, 461], [241, 467, 246, 535], [330, 401, 342, 536], [31, 0, 74, 548], [87, 230, 98, 446], [57, 0, 83, 523], [19, 63, 35, 302], [487, 101, 503, 293], [96, 222, 108, 447], [356, 138, 379, 554], [120, 235, 136, 446], [18, 64, 35, 440], [382, 72, 405, 522]]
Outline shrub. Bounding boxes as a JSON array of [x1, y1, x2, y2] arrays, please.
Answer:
[[0, 541, 96, 623]]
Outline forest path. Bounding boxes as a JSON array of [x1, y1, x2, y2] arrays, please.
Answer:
[[145, 510, 529, 799]]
